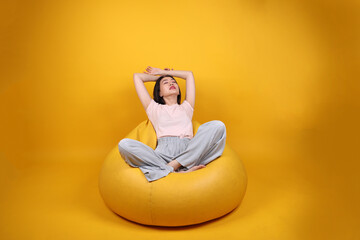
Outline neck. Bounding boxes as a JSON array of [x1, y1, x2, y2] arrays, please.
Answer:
[[163, 95, 178, 105]]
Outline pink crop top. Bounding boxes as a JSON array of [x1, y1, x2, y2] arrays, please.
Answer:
[[145, 99, 194, 139]]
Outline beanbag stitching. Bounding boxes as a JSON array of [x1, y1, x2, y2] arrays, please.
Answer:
[[149, 182, 154, 224]]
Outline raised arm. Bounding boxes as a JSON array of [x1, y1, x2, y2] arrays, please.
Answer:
[[170, 70, 195, 109], [144, 67, 195, 109], [133, 73, 158, 111], [184, 71, 195, 109]]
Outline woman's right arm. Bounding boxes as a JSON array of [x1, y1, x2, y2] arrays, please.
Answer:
[[133, 73, 157, 111]]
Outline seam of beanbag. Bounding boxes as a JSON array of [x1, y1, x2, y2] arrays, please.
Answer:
[[149, 182, 154, 224]]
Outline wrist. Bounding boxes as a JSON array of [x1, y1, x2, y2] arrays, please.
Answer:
[[159, 69, 167, 76]]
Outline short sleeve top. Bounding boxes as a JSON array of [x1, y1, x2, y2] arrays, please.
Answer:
[[145, 99, 194, 139]]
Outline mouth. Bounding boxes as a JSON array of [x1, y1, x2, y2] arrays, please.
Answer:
[[169, 86, 176, 90]]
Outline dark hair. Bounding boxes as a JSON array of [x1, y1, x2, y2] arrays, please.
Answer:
[[153, 75, 181, 105]]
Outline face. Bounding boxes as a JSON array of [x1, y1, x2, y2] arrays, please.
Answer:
[[159, 77, 179, 98]]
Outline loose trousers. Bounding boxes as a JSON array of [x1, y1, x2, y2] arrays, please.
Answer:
[[118, 120, 226, 182]]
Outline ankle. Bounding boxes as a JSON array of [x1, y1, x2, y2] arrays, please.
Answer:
[[167, 159, 182, 171]]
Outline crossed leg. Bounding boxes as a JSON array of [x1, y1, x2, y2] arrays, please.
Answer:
[[167, 120, 227, 172]]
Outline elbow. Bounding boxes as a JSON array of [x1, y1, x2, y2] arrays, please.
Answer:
[[133, 73, 141, 81]]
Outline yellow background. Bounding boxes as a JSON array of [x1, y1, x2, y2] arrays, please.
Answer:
[[1, 0, 359, 239]]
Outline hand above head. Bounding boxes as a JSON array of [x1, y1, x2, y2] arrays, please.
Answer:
[[143, 66, 174, 75]]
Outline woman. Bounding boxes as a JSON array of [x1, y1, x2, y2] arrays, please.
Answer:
[[118, 66, 227, 182]]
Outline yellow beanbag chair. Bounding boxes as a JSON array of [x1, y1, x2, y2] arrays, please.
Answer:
[[98, 119, 247, 226]]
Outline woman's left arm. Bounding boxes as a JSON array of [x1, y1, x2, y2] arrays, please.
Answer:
[[144, 66, 195, 108], [166, 70, 195, 109], [183, 71, 195, 109]]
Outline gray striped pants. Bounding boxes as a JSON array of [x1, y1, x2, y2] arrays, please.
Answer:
[[118, 120, 226, 182]]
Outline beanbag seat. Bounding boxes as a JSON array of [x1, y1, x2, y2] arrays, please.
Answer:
[[98, 119, 247, 226]]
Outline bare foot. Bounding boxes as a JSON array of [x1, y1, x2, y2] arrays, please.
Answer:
[[177, 165, 206, 173]]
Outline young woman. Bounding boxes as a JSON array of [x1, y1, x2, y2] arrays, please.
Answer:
[[118, 66, 227, 182]]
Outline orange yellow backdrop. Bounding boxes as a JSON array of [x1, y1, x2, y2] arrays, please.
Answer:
[[1, 0, 359, 239]]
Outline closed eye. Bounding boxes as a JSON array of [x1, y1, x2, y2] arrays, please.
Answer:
[[163, 80, 177, 84]]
